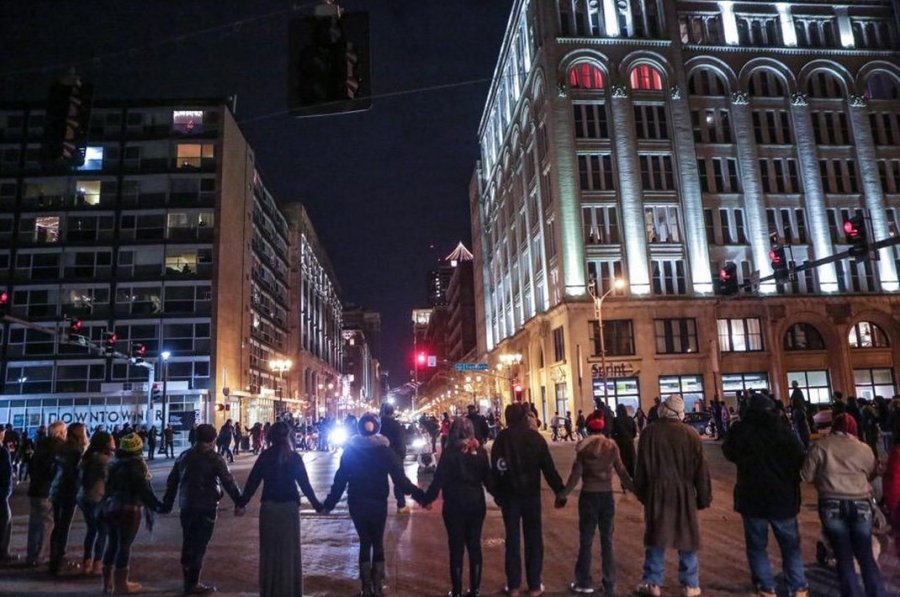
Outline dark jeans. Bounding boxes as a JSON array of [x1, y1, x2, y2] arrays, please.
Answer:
[[26, 497, 52, 564], [166, 441, 175, 458], [217, 443, 233, 462], [443, 506, 485, 593], [393, 477, 406, 509], [500, 494, 543, 591], [147, 442, 156, 460], [103, 505, 142, 569], [575, 491, 615, 591], [48, 497, 77, 570], [77, 496, 107, 562], [818, 498, 885, 597], [180, 508, 216, 582], [349, 497, 387, 566], [741, 515, 807, 593], [0, 495, 11, 558]]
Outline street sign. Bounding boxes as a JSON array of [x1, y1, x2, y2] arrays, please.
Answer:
[[454, 362, 489, 372], [427, 355, 437, 368]]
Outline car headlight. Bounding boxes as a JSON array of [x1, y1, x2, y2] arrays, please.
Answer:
[[411, 437, 426, 449], [328, 427, 348, 446]]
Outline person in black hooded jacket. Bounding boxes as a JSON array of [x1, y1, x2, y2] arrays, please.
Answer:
[[323, 413, 425, 597], [422, 417, 495, 597]]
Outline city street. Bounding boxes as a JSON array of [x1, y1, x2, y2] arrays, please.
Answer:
[[1, 438, 897, 596]]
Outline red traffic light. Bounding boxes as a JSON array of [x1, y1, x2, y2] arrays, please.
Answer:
[[69, 319, 83, 332], [416, 352, 426, 365], [0, 290, 8, 304], [105, 332, 118, 345], [843, 219, 860, 238], [132, 343, 146, 356], [719, 268, 732, 282], [768, 249, 782, 265]]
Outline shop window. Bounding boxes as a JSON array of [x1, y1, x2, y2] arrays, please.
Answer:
[[593, 376, 640, 412], [721, 372, 769, 395], [659, 375, 705, 410], [853, 368, 895, 400], [848, 321, 890, 348], [783, 322, 825, 350], [569, 63, 605, 89], [787, 370, 831, 404]]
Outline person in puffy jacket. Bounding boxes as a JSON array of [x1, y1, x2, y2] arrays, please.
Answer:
[[26, 421, 65, 566], [48, 422, 88, 575], [558, 410, 634, 595], [421, 417, 495, 597], [101, 432, 163, 594], [323, 413, 424, 597], [77, 431, 114, 577], [161, 424, 242, 594], [491, 402, 565, 596]]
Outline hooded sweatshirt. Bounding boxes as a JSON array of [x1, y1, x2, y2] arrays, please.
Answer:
[[323, 433, 420, 509], [561, 433, 635, 496]]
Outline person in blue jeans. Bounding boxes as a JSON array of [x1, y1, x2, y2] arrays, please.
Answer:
[[634, 395, 711, 597], [802, 413, 885, 597], [722, 393, 808, 597]]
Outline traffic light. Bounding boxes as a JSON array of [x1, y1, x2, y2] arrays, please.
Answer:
[[103, 331, 118, 356], [131, 342, 146, 364], [62, 317, 85, 344], [41, 72, 93, 167], [416, 352, 427, 367], [769, 240, 789, 283], [0, 289, 8, 317], [844, 214, 868, 258], [288, 11, 371, 117], [151, 383, 162, 401], [513, 384, 524, 402], [718, 262, 739, 296]]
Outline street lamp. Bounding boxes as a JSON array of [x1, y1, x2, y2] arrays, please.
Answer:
[[588, 277, 626, 409], [160, 351, 171, 430]]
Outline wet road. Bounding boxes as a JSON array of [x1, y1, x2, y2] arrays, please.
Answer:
[[1, 438, 897, 596]]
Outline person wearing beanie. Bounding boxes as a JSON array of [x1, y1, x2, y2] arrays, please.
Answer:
[[238, 421, 321, 597], [100, 432, 163, 594], [322, 412, 425, 596], [558, 409, 635, 595], [802, 413, 885, 596], [635, 395, 711, 597], [723, 392, 808, 597], [161, 424, 243, 594]]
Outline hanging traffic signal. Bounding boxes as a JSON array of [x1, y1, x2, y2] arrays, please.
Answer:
[[769, 241, 789, 283], [288, 11, 371, 117], [844, 214, 868, 258], [41, 72, 93, 167], [416, 351, 427, 366], [151, 383, 162, 401], [718, 262, 739, 296], [131, 342, 146, 364], [0, 290, 8, 317], [103, 331, 118, 356]]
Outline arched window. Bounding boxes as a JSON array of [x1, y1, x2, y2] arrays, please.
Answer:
[[688, 68, 729, 96], [865, 73, 900, 100], [806, 71, 844, 99], [630, 64, 664, 91], [848, 321, 890, 348], [748, 70, 786, 97], [569, 63, 605, 89], [783, 323, 826, 350]]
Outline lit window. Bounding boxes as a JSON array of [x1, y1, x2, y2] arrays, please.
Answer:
[[77, 147, 104, 171], [849, 321, 890, 348], [75, 180, 101, 206], [172, 110, 204, 134], [35, 216, 60, 243], [629, 65, 663, 91], [176, 143, 215, 169], [569, 63, 605, 89]]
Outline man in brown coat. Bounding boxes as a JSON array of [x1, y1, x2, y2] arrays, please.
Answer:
[[634, 394, 712, 597]]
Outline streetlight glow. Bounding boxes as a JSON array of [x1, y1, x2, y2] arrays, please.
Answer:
[[161, 351, 171, 361]]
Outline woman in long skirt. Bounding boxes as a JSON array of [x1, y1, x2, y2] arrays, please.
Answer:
[[239, 421, 322, 597]]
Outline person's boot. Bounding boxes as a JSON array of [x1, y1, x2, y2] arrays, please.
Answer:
[[82, 558, 94, 576], [92, 559, 104, 576], [102, 566, 114, 594], [372, 561, 386, 597], [358, 562, 374, 597], [448, 566, 463, 596], [113, 567, 142, 594], [467, 563, 482, 597], [184, 565, 217, 594]]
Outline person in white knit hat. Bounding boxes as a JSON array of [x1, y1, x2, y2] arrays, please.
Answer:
[[634, 395, 712, 597]]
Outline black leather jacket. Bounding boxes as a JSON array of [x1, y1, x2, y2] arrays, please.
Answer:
[[162, 443, 241, 513]]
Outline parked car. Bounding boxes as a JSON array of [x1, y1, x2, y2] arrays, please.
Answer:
[[683, 412, 715, 436]]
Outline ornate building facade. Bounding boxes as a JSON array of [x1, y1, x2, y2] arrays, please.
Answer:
[[471, 0, 900, 422]]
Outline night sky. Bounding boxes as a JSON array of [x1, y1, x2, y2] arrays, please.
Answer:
[[0, 0, 513, 383]]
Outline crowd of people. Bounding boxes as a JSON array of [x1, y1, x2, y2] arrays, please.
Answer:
[[0, 388, 898, 596]]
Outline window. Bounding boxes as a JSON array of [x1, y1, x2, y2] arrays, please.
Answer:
[[737, 17, 780, 46], [751, 110, 792, 144], [172, 110, 204, 135], [569, 63, 605, 89], [679, 14, 722, 44], [651, 259, 687, 295], [592, 375, 640, 411], [552, 326, 565, 361], [115, 285, 162, 315], [718, 318, 763, 352], [582, 205, 620, 244], [56, 363, 105, 393], [787, 370, 831, 404], [639, 155, 675, 190], [806, 71, 844, 99], [634, 105, 668, 139], [853, 368, 895, 401], [573, 104, 609, 139], [644, 206, 681, 243], [688, 69, 728, 96], [630, 65, 663, 91], [659, 375, 705, 409], [33, 216, 60, 243], [587, 259, 624, 295], [878, 160, 900, 194], [748, 71, 785, 98], [722, 372, 769, 394], [783, 322, 825, 350], [77, 147, 104, 171], [578, 154, 615, 191], [869, 112, 900, 146], [759, 158, 801, 193], [655, 319, 698, 353], [812, 111, 851, 145], [691, 109, 732, 143], [848, 321, 890, 348], [176, 143, 215, 169], [865, 73, 900, 100], [819, 159, 859, 194], [697, 158, 740, 193], [590, 320, 634, 356]]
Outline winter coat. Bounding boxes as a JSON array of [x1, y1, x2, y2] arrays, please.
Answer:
[[801, 432, 875, 500], [239, 447, 319, 507], [0, 446, 12, 499], [422, 442, 494, 513], [27, 436, 63, 498], [491, 423, 564, 502], [78, 450, 113, 504], [50, 442, 84, 503], [379, 417, 407, 460], [162, 443, 241, 512], [466, 412, 490, 444], [103, 454, 162, 511], [561, 433, 634, 496], [634, 418, 711, 551], [722, 408, 804, 519], [884, 445, 900, 516], [323, 434, 420, 509]]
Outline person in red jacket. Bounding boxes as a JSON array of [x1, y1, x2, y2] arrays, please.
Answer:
[[884, 427, 900, 558]]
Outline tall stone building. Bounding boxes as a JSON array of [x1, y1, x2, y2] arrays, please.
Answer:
[[471, 0, 900, 423], [0, 98, 342, 441]]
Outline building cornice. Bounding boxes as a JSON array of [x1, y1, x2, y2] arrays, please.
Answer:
[[683, 44, 898, 58]]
